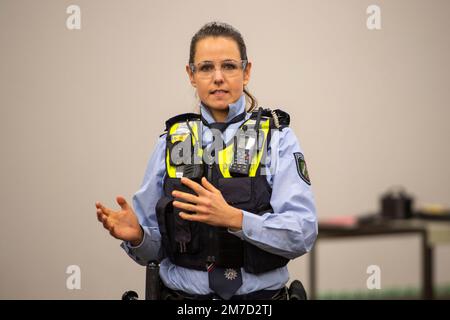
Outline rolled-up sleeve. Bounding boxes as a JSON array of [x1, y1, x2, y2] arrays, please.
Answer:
[[233, 128, 317, 259], [120, 135, 166, 265]]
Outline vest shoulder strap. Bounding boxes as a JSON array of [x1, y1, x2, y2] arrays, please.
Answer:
[[249, 108, 290, 129], [165, 113, 201, 130], [160, 113, 201, 137]]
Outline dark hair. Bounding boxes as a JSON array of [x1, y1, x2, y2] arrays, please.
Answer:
[[189, 21, 257, 112]]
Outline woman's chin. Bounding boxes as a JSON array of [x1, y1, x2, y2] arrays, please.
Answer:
[[205, 100, 229, 110]]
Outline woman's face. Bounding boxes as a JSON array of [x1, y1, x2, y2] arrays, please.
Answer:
[[186, 36, 252, 117]]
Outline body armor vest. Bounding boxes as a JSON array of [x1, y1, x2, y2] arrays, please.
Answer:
[[155, 108, 290, 274]]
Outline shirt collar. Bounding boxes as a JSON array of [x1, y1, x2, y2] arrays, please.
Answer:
[[200, 94, 246, 124]]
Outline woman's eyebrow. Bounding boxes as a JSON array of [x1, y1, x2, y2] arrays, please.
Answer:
[[197, 59, 239, 63]]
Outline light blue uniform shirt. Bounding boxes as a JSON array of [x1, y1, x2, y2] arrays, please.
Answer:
[[121, 94, 317, 295]]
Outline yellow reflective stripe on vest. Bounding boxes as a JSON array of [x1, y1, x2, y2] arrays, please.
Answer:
[[218, 143, 234, 178], [249, 118, 270, 177], [190, 121, 203, 159], [166, 120, 203, 178], [166, 123, 180, 178]]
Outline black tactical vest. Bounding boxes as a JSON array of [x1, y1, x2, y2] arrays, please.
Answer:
[[155, 108, 290, 274]]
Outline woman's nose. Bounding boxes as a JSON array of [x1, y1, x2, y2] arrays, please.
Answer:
[[212, 68, 225, 83]]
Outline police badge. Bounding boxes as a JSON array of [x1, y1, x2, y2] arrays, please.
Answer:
[[224, 268, 238, 281], [293, 152, 311, 185]]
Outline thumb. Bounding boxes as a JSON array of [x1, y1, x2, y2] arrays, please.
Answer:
[[116, 196, 131, 211]]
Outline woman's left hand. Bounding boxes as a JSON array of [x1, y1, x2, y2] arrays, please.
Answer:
[[172, 177, 243, 230]]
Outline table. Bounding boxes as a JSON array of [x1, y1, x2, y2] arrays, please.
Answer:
[[308, 218, 450, 300]]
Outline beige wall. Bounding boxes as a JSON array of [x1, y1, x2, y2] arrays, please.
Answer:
[[0, 0, 449, 299]]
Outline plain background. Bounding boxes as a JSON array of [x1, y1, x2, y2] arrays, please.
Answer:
[[0, 0, 449, 299]]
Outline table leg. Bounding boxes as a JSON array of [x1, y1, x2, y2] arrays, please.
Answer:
[[422, 232, 434, 299]]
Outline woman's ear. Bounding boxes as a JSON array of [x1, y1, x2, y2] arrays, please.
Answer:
[[243, 61, 252, 86], [186, 65, 197, 88]]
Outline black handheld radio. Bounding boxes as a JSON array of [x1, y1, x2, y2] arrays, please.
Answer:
[[229, 125, 257, 177]]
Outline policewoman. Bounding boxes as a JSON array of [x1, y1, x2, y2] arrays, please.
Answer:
[[96, 22, 317, 300]]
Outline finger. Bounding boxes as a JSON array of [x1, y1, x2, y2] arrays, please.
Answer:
[[97, 203, 113, 217], [96, 201, 107, 215], [173, 201, 204, 214], [180, 177, 208, 196], [201, 177, 219, 193], [103, 217, 113, 230], [97, 209, 105, 222], [179, 212, 205, 223], [172, 190, 203, 204], [97, 208, 110, 222], [102, 217, 109, 229], [116, 196, 131, 211]]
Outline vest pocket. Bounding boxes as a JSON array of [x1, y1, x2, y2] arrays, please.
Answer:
[[160, 178, 202, 255], [156, 197, 202, 256], [174, 213, 202, 254], [155, 196, 176, 258], [217, 177, 252, 205]]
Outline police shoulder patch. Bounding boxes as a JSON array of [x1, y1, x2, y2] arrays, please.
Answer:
[[293, 152, 311, 185]]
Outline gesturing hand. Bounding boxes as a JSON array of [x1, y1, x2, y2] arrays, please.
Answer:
[[172, 177, 243, 230], [95, 196, 143, 245]]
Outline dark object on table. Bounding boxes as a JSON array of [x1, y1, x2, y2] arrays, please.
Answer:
[[380, 187, 414, 219], [122, 290, 139, 300]]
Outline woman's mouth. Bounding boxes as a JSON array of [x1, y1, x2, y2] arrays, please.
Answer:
[[210, 90, 229, 97]]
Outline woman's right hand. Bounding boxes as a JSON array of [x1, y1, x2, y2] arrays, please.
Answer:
[[95, 196, 143, 246]]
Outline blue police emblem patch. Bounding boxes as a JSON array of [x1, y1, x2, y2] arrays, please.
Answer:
[[294, 152, 311, 185]]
